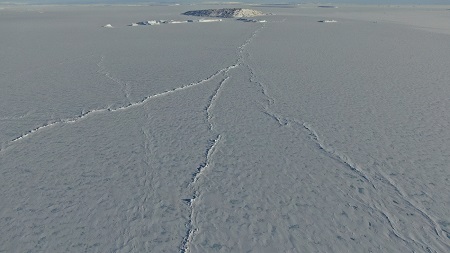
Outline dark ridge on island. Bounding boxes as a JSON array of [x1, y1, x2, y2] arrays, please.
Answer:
[[318, 5, 338, 8], [182, 8, 265, 18]]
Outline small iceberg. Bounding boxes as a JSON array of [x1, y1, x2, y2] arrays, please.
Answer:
[[102, 24, 114, 28]]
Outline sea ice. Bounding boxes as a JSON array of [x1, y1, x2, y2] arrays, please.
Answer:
[[1, 3, 450, 253]]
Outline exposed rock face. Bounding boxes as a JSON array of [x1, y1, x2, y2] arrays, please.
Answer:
[[182, 8, 265, 18]]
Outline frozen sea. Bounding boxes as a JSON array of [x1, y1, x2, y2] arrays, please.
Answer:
[[1, 3, 450, 253]]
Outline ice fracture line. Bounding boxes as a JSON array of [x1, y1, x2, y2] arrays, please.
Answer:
[[180, 23, 265, 253]]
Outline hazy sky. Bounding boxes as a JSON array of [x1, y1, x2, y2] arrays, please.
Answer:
[[4, 0, 450, 4]]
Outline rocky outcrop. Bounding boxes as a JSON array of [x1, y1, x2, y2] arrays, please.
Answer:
[[182, 8, 265, 18]]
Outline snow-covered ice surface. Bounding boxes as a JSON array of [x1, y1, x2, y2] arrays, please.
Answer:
[[1, 4, 450, 253]]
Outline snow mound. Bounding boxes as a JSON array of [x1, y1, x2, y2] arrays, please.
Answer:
[[182, 8, 265, 18], [102, 24, 113, 28]]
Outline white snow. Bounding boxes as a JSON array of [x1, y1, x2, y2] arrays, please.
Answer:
[[198, 18, 222, 23], [1, 3, 450, 253], [169, 20, 188, 24]]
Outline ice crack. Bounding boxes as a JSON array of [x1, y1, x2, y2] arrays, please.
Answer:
[[206, 77, 229, 131], [0, 62, 239, 154], [180, 24, 265, 253], [238, 18, 448, 252], [262, 111, 448, 251], [96, 55, 131, 102], [192, 135, 221, 184], [180, 193, 198, 253], [179, 134, 221, 253], [302, 122, 377, 189], [239, 24, 376, 190], [376, 169, 448, 242]]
